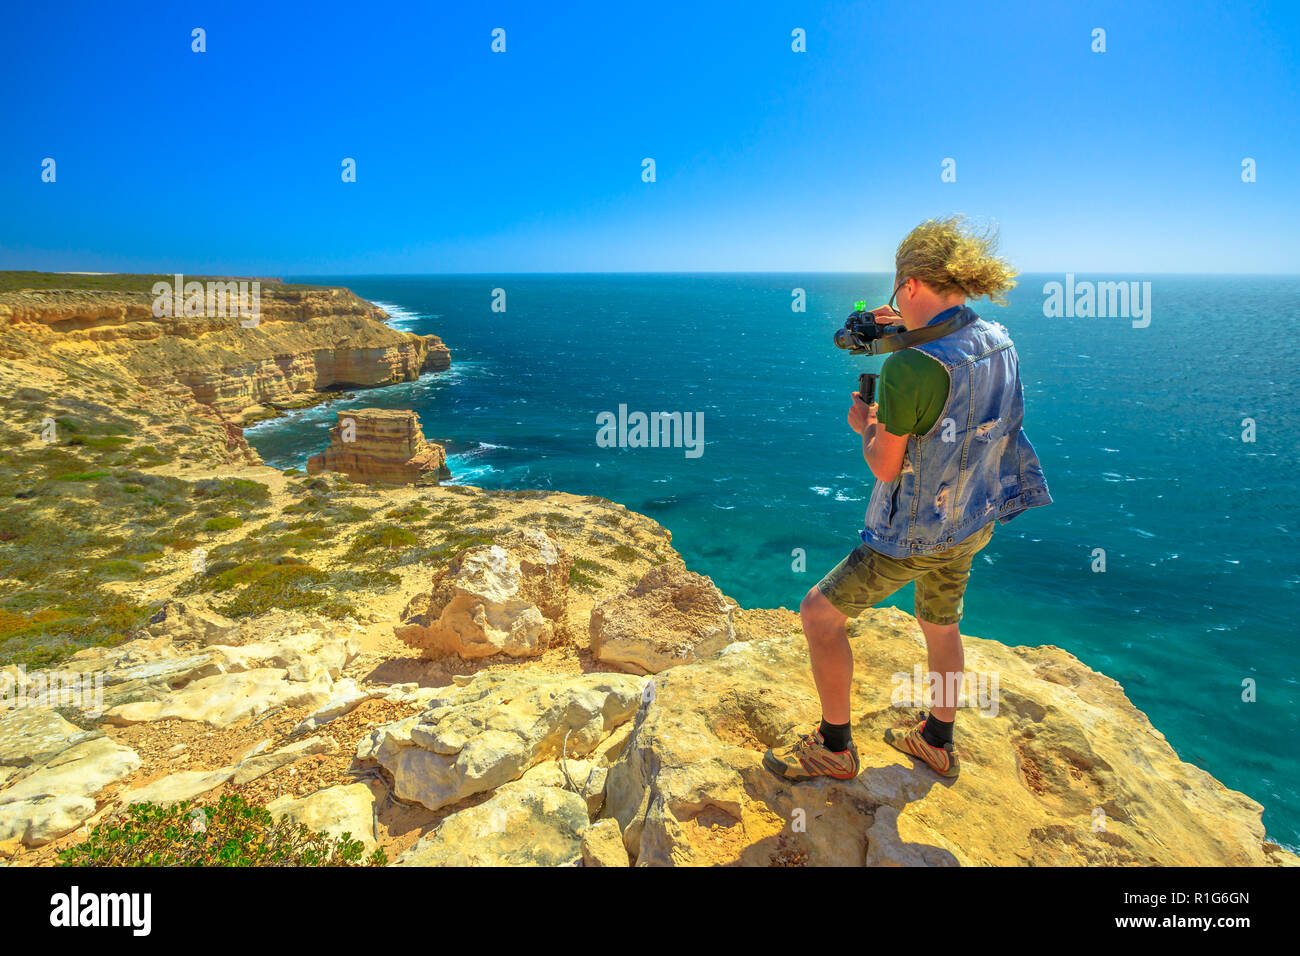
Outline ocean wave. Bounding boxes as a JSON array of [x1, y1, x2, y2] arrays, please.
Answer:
[[444, 459, 502, 484], [372, 300, 428, 330], [451, 442, 510, 461], [243, 403, 357, 435]]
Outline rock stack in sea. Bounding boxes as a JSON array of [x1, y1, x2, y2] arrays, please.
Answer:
[[306, 408, 450, 486]]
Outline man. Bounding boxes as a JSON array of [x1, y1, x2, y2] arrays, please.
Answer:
[[764, 216, 1052, 782]]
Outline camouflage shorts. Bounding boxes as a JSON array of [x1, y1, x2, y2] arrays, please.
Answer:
[[815, 522, 994, 625]]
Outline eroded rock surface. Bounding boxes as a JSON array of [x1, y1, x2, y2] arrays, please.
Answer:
[[590, 564, 735, 674], [307, 408, 450, 486], [0, 285, 450, 424], [357, 670, 644, 812], [396, 529, 573, 659], [603, 606, 1291, 867], [0, 735, 140, 846], [396, 786, 589, 866], [267, 783, 378, 851]]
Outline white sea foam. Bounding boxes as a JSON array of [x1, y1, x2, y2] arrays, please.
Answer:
[[371, 300, 428, 330], [453, 442, 510, 461]]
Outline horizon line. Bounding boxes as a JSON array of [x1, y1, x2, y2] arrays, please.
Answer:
[[8, 269, 1300, 279]]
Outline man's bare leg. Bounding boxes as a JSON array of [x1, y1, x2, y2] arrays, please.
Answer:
[[917, 617, 963, 722], [760, 586, 861, 780], [799, 586, 852, 724]]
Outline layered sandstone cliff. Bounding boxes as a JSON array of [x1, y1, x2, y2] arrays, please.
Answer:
[[306, 408, 450, 485], [0, 282, 450, 425]]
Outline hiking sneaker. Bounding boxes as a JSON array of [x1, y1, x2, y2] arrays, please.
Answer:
[[884, 720, 959, 778], [763, 728, 860, 782]]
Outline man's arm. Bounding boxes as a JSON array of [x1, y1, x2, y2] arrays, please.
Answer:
[[847, 393, 908, 482]]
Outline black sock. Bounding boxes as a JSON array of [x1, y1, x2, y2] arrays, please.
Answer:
[[921, 713, 953, 748], [818, 718, 852, 752]]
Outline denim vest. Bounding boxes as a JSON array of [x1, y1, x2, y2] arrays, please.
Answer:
[[860, 307, 1052, 557]]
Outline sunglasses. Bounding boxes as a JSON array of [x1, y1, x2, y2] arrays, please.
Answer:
[[885, 279, 908, 317]]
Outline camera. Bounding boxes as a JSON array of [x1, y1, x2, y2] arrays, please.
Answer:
[[833, 300, 904, 356]]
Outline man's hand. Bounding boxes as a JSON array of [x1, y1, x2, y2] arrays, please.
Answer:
[[848, 391, 877, 435], [869, 305, 902, 324]]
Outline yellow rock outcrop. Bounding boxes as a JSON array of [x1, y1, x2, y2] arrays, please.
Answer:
[[306, 408, 450, 485], [0, 283, 450, 425]]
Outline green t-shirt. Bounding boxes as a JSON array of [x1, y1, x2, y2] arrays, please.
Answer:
[[876, 349, 951, 437]]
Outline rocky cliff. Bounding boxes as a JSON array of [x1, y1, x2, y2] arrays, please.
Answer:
[[2, 527, 1294, 867], [0, 281, 450, 426], [0, 276, 1293, 868], [307, 408, 450, 486]]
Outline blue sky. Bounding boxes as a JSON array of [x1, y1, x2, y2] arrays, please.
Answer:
[[1, 0, 1296, 274]]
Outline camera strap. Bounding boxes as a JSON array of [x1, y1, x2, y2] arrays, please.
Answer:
[[865, 307, 978, 356]]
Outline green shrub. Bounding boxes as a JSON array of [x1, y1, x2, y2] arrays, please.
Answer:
[[66, 434, 131, 449], [573, 556, 614, 576], [192, 477, 270, 507], [569, 567, 603, 592], [347, 524, 418, 557], [607, 544, 644, 563], [203, 515, 244, 532], [385, 503, 429, 523], [58, 794, 388, 867]]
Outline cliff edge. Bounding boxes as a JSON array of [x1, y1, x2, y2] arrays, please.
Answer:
[[0, 275, 1292, 867], [0, 278, 450, 427]]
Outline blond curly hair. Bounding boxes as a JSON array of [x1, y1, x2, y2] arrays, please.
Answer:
[[895, 216, 1018, 305]]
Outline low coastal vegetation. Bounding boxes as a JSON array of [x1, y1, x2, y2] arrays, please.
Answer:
[[59, 795, 387, 867], [0, 362, 673, 666]]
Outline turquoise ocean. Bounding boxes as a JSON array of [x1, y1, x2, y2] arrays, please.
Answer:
[[248, 273, 1299, 850]]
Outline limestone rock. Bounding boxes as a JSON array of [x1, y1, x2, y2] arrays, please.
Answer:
[[120, 767, 238, 807], [396, 786, 589, 866], [357, 670, 643, 812], [103, 668, 334, 728], [0, 285, 451, 422], [503, 758, 608, 817], [5, 616, 358, 729], [104, 651, 217, 688], [267, 783, 377, 851], [291, 680, 382, 734], [0, 795, 96, 847], [590, 563, 735, 674], [231, 735, 337, 785], [290, 681, 430, 734], [0, 736, 140, 845], [306, 408, 449, 486], [145, 600, 239, 646], [0, 708, 97, 768], [603, 607, 1295, 866], [207, 625, 360, 681], [396, 529, 573, 660], [581, 818, 630, 867]]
